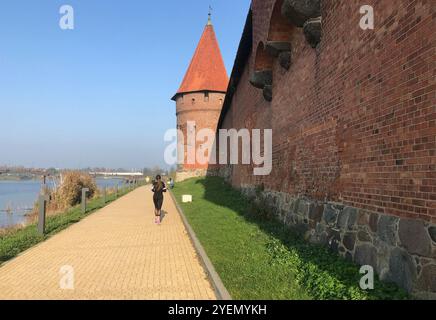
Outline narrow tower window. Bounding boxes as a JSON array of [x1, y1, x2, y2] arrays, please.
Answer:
[[192, 98, 196, 105], [204, 92, 210, 102]]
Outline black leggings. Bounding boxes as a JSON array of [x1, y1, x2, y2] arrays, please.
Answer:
[[153, 195, 163, 211]]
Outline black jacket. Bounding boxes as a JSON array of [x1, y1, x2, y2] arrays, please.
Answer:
[[152, 181, 167, 197]]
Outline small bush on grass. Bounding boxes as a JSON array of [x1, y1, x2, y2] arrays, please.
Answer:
[[265, 237, 408, 300], [55, 171, 97, 208]]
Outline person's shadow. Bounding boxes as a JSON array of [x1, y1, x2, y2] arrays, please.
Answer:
[[160, 210, 167, 222]]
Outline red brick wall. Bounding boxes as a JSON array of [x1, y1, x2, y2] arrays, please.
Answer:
[[220, 0, 436, 223]]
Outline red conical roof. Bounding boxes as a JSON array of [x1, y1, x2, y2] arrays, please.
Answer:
[[174, 23, 228, 98]]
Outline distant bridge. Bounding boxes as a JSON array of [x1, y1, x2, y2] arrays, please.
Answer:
[[90, 172, 144, 177]]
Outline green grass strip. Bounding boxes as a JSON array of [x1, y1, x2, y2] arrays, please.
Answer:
[[172, 177, 409, 300]]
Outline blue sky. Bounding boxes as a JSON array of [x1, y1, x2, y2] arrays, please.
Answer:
[[0, 0, 250, 170]]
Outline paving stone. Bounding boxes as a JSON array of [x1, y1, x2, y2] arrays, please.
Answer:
[[357, 230, 372, 243], [416, 264, 436, 293], [343, 232, 356, 251], [385, 248, 417, 293], [428, 226, 436, 243], [347, 209, 359, 230], [369, 213, 379, 233], [354, 244, 378, 269], [336, 210, 348, 229], [297, 199, 310, 216], [399, 219, 432, 257], [0, 187, 216, 300], [358, 210, 370, 226], [309, 203, 324, 222], [323, 204, 339, 226], [377, 215, 399, 246]]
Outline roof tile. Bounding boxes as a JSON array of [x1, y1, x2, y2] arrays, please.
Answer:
[[175, 24, 228, 96]]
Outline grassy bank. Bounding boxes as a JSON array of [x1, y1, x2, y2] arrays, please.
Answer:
[[172, 177, 408, 300], [0, 176, 36, 181], [0, 186, 135, 265]]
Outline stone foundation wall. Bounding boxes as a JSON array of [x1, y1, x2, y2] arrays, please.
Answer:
[[176, 167, 224, 182], [241, 185, 436, 298], [176, 169, 208, 182]]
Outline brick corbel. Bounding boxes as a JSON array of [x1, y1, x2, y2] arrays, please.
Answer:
[[281, 0, 321, 27], [278, 51, 292, 70], [249, 70, 273, 90], [281, 0, 322, 48], [266, 41, 292, 71], [265, 41, 292, 57], [303, 17, 322, 48], [263, 85, 273, 102]]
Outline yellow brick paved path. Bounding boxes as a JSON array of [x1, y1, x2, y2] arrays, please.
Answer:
[[0, 186, 216, 300]]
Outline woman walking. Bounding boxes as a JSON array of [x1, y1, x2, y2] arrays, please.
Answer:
[[152, 175, 167, 224]]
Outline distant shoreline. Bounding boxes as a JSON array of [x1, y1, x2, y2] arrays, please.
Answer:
[[0, 176, 39, 182]]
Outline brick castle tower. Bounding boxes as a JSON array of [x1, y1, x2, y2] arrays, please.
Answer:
[[172, 13, 228, 181]]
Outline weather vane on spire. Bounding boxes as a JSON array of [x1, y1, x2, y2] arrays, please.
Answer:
[[208, 5, 213, 25]]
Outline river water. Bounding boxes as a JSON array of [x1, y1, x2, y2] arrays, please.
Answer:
[[0, 178, 126, 229]]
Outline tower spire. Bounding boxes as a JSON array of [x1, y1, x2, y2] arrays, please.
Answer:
[[208, 5, 212, 25], [172, 8, 228, 99]]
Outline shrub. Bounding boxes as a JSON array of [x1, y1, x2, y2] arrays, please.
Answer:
[[55, 171, 97, 208], [265, 238, 408, 300]]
